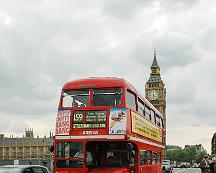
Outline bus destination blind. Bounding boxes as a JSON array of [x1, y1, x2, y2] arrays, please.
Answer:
[[86, 111, 106, 122], [73, 110, 106, 129]]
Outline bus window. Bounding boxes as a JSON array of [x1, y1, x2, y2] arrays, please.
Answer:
[[56, 142, 69, 158], [157, 153, 161, 164], [151, 110, 155, 124], [56, 142, 84, 159], [145, 106, 151, 121], [140, 150, 152, 165], [152, 153, 157, 164], [92, 88, 122, 106], [140, 150, 147, 165], [126, 90, 136, 110], [62, 90, 89, 108], [146, 151, 152, 165], [56, 142, 84, 168], [156, 115, 161, 127], [138, 98, 144, 116], [160, 117, 164, 129]]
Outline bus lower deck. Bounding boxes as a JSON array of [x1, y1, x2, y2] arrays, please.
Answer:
[[55, 140, 136, 173]]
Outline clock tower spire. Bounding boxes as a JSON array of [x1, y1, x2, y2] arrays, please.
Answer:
[[145, 49, 167, 129]]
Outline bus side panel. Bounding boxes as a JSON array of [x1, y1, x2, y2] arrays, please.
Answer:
[[138, 165, 152, 173], [136, 141, 163, 173], [126, 108, 132, 136], [138, 165, 161, 173]]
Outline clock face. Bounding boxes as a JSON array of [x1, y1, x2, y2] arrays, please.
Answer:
[[149, 90, 158, 100]]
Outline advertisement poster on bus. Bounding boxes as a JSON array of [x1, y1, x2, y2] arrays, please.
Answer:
[[56, 110, 71, 135], [131, 112, 162, 142], [109, 108, 126, 134]]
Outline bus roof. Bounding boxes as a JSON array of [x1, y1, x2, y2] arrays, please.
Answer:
[[63, 77, 136, 91], [63, 77, 162, 117]]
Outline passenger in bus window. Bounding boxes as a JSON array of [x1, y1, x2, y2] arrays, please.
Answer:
[[107, 155, 120, 166], [72, 101, 78, 107], [113, 155, 120, 166], [86, 152, 93, 165], [143, 159, 147, 165], [147, 159, 151, 165], [74, 150, 93, 165], [74, 150, 83, 158], [152, 158, 156, 164], [152, 153, 157, 164], [107, 156, 114, 166]]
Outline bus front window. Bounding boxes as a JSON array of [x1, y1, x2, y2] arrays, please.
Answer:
[[92, 88, 122, 106], [62, 90, 89, 108], [56, 142, 84, 168]]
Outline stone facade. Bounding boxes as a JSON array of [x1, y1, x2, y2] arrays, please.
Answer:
[[0, 129, 53, 160], [145, 49, 167, 129]]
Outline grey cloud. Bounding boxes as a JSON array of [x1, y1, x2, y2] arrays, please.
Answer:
[[195, 138, 210, 144], [159, 0, 201, 13], [0, 113, 28, 133], [156, 33, 200, 68], [102, 0, 154, 19], [130, 31, 200, 71], [0, 95, 58, 116], [0, 59, 15, 88], [197, 25, 216, 53]]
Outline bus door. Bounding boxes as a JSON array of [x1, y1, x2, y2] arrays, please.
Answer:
[[86, 141, 137, 173]]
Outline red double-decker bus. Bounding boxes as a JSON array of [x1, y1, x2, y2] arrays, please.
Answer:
[[53, 77, 166, 173]]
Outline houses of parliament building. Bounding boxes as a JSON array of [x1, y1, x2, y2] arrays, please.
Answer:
[[0, 129, 53, 162]]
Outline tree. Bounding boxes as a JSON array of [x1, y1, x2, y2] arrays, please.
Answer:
[[183, 146, 196, 162], [165, 145, 207, 164]]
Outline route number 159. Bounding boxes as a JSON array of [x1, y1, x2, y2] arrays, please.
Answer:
[[73, 112, 84, 122]]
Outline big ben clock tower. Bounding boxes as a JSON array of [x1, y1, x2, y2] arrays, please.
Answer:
[[145, 49, 167, 129]]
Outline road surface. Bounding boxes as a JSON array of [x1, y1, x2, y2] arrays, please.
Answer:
[[173, 168, 201, 173]]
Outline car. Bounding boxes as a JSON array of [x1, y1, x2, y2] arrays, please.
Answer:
[[179, 162, 191, 168], [192, 163, 199, 168], [180, 164, 187, 168], [162, 160, 173, 173], [0, 165, 50, 173]]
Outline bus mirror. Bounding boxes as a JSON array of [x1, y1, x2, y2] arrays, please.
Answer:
[[127, 143, 135, 165], [127, 143, 133, 150], [49, 145, 54, 153]]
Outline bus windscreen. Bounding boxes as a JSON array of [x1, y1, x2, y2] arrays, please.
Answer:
[[62, 90, 89, 108], [92, 88, 122, 106]]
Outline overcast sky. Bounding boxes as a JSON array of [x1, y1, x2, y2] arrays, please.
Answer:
[[0, 0, 216, 153]]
